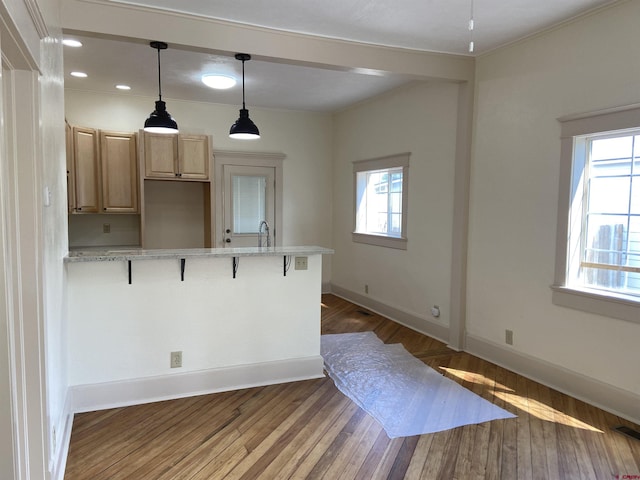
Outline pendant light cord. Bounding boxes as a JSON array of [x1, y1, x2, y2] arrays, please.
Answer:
[[156, 46, 163, 101], [241, 58, 246, 110]]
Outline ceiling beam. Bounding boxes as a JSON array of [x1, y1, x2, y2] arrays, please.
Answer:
[[62, 0, 474, 83]]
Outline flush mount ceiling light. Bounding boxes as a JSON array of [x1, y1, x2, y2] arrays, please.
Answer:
[[202, 74, 236, 90], [144, 41, 178, 134], [63, 39, 82, 47], [70, 71, 87, 78], [229, 53, 260, 140]]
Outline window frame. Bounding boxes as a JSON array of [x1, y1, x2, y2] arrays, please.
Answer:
[[352, 153, 410, 250], [553, 104, 640, 324]]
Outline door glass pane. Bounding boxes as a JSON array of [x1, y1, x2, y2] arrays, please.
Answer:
[[232, 175, 266, 234]]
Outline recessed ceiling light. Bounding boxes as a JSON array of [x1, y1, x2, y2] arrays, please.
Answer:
[[70, 71, 88, 78], [202, 74, 236, 90], [116, 85, 131, 90], [63, 39, 83, 47]]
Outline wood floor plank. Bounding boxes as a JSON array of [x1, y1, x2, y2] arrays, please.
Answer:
[[484, 413, 505, 479], [227, 380, 344, 480], [403, 433, 435, 479], [286, 401, 361, 479], [515, 373, 533, 480], [498, 366, 518, 480], [549, 387, 582, 479], [64, 294, 640, 480], [366, 436, 405, 479], [525, 379, 552, 480], [303, 407, 369, 479], [269, 392, 357, 479], [466, 358, 496, 479], [124, 390, 254, 479], [352, 428, 392, 480], [322, 412, 380, 479], [385, 436, 420, 480]]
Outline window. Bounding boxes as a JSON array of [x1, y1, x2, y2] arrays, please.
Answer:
[[575, 132, 640, 295], [353, 153, 409, 249], [553, 104, 640, 323]]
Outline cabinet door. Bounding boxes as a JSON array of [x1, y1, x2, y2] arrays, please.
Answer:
[[178, 135, 210, 180], [100, 131, 138, 213], [66, 122, 76, 213], [73, 126, 100, 213], [144, 132, 178, 178]]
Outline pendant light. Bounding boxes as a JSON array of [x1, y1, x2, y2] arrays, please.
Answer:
[[229, 53, 260, 140], [144, 41, 178, 134]]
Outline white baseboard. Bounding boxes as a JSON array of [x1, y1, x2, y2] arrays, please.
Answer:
[[330, 284, 450, 345], [49, 392, 75, 480], [466, 334, 640, 425], [69, 355, 325, 413]]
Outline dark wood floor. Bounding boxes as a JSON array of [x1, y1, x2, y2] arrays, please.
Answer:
[[64, 294, 640, 479]]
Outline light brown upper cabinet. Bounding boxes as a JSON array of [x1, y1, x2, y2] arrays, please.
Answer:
[[143, 132, 211, 181], [68, 126, 139, 214], [71, 126, 100, 213], [100, 131, 138, 213], [66, 122, 76, 213]]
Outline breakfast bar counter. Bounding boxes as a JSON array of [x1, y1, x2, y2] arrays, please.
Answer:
[[65, 245, 333, 413], [65, 245, 334, 262]]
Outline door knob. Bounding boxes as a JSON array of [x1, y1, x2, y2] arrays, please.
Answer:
[[225, 238, 231, 243], [225, 229, 231, 234]]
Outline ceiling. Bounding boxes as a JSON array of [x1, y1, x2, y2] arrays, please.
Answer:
[[63, 0, 615, 112]]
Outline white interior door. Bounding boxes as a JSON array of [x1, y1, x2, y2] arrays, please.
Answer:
[[223, 164, 275, 247]]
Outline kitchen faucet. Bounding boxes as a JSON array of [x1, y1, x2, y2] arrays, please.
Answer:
[[258, 220, 271, 247]]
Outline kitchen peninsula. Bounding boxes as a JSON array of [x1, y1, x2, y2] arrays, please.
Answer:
[[65, 245, 333, 413]]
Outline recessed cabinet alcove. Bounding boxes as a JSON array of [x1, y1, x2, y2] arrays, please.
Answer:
[[139, 131, 214, 249]]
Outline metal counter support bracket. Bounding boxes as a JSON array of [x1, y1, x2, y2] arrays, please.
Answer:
[[284, 255, 291, 276], [180, 258, 186, 281], [128, 260, 132, 284], [232, 257, 239, 278]]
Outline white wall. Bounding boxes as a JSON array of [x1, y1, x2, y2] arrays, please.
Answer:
[[66, 254, 323, 388], [469, 0, 640, 399], [40, 29, 72, 476], [65, 90, 334, 283], [68, 214, 140, 248], [331, 81, 460, 332]]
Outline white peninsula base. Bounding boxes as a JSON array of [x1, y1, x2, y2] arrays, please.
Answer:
[[65, 246, 333, 412]]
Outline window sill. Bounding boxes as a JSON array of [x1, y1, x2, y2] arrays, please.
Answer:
[[352, 232, 407, 250], [551, 285, 640, 324]]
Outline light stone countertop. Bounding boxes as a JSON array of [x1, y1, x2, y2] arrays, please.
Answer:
[[65, 245, 334, 262]]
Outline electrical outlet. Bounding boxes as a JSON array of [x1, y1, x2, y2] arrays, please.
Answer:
[[170, 351, 182, 368], [103, 223, 111, 234], [505, 329, 513, 345], [365, 284, 369, 294], [294, 256, 308, 270]]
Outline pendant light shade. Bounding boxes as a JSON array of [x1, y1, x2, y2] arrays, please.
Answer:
[[229, 53, 260, 140], [144, 41, 178, 134]]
